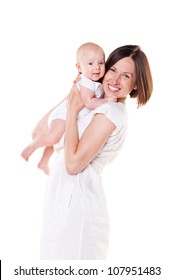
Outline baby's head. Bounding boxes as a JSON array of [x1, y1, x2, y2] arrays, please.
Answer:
[[76, 42, 105, 81]]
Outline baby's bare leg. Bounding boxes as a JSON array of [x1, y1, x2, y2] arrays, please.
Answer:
[[32, 97, 67, 139], [32, 113, 49, 139], [21, 118, 65, 163], [38, 146, 54, 175], [21, 142, 37, 161]]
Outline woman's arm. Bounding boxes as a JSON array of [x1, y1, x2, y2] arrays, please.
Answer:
[[64, 86, 116, 175]]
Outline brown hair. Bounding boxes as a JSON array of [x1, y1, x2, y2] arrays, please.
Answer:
[[105, 45, 153, 106]]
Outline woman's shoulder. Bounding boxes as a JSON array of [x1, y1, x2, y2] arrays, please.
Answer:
[[92, 101, 127, 129], [93, 101, 127, 116]]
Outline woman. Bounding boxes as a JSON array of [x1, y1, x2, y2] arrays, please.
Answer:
[[39, 45, 153, 260]]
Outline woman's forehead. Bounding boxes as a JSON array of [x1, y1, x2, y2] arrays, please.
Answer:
[[113, 57, 136, 73]]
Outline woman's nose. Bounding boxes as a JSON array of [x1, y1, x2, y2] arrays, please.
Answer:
[[112, 74, 120, 84]]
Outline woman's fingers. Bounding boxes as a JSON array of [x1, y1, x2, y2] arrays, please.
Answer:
[[67, 85, 84, 112]]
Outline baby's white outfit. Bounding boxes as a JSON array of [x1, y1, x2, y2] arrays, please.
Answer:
[[48, 74, 104, 127]]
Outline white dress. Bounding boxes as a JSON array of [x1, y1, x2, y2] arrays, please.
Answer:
[[40, 102, 128, 260]]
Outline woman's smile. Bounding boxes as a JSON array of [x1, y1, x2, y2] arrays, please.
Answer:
[[103, 57, 137, 99], [108, 84, 121, 92]]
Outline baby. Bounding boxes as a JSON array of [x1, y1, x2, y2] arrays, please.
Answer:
[[21, 42, 114, 174]]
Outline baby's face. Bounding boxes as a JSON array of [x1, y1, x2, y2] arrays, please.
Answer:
[[78, 47, 105, 81]]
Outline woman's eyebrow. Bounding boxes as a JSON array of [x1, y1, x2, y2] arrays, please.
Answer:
[[112, 66, 133, 76], [123, 71, 133, 76]]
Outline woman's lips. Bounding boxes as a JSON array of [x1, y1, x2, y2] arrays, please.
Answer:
[[108, 84, 120, 92]]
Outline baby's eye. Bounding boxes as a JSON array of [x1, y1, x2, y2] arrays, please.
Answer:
[[88, 62, 93, 65], [99, 62, 105, 65]]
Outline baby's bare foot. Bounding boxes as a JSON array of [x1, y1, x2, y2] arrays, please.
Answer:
[[21, 145, 34, 161], [38, 162, 50, 176]]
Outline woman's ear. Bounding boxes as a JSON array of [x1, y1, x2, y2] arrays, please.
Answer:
[[133, 84, 137, 90]]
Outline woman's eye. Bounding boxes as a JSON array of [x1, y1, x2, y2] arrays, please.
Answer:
[[124, 74, 129, 78], [122, 73, 131, 79], [110, 67, 116, 72]]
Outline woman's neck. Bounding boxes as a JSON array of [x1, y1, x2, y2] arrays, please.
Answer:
[[117, 97, 126, 104]]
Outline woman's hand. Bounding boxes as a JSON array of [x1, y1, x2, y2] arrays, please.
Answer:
[[66, 84, 84, 115]]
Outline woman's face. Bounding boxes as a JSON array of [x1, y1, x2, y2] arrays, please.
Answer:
[[102, 57, 137, 100]]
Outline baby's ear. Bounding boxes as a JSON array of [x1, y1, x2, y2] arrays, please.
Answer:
[[76, 63, 81, 74]]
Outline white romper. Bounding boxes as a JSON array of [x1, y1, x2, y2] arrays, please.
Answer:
[[40, 102, 128, 260], [48, 74, 104, 127]]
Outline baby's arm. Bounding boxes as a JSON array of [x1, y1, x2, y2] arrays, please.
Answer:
[[80, 85, 115, 110]]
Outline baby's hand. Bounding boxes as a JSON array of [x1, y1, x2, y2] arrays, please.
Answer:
[[73, 73, 81, 84]]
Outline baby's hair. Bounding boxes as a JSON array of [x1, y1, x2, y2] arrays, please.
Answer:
[[76, 42, 105, 63]]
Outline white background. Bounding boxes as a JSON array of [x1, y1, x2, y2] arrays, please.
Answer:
[[0, 0, 173, 278]]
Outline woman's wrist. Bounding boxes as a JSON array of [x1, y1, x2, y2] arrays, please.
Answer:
[[66, 85, 84, 115], [66, 107, 79, 120]]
